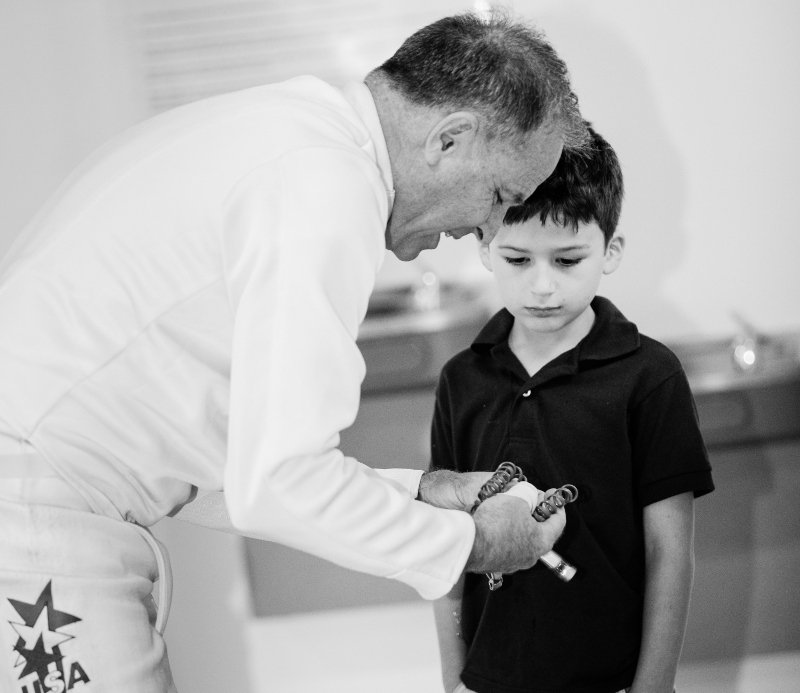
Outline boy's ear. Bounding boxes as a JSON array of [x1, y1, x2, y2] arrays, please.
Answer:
[[424, 112, 479, 166], [478, 242, 493, 272], [602, 234, 625, 275]]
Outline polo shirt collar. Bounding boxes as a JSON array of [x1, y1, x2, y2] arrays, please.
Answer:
[[342, 81, 396, 211], [472, 296, 640, 366], [580, 296, 641, 361]]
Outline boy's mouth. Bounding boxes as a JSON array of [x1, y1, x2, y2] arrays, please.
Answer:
[[526, 306, 561, 316]]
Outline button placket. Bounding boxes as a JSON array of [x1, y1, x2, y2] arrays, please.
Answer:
[[504, 382, 538, 441]]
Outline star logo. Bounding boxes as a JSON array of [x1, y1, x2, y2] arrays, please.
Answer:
[[6, 581, 85, 686]]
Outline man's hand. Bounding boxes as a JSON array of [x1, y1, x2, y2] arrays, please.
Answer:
[[418, 469, 493, 511], [465, 493, 566, 574], [419, 470, 568, 574]]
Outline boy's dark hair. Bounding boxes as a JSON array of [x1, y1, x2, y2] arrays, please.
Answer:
[[372, 10, 587, 149], [504, 125, 624, 244]]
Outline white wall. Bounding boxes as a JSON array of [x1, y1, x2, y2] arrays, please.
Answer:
[[530, 0, 800, 340], [0, 2, 146, 239], [382, 0, 800, 342], [3, 1, 798, 342]]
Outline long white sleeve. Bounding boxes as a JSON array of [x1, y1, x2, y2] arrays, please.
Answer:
[[221, 146, 474, 599], [0, 76, 475, 600]]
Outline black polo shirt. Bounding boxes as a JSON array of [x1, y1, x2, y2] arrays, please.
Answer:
[[430, 296, 714, 693]]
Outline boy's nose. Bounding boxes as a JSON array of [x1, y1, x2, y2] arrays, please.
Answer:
[[528, 266, 556, 295]]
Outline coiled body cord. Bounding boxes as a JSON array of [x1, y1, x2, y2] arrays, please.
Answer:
[[471, 462, 579, 589]]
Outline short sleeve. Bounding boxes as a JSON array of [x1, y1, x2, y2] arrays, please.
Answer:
[[631, 369, 715, 507]]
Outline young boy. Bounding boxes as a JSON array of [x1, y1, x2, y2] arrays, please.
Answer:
[[430, 127, 714, 693]]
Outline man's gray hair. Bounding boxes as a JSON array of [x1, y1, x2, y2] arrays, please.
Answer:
[[371, 10, 588, 150]]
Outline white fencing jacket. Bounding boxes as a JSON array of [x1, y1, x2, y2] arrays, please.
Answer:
[[0, 77, 474, 599]]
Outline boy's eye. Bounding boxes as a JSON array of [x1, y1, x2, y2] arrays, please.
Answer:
[[556, 257, 583, 267], [503, 255, 528, 266]]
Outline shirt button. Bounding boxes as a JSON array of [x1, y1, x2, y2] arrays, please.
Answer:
[[522, 390, 532, 398]]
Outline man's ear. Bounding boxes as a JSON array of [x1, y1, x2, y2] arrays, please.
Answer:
[[478, 242, 493, 272], [602, 234, 625, 275], [424, 112, 479, 165]]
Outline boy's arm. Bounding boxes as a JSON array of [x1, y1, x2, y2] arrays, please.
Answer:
[[630, 491, 695, 693], [433, 574, 470, 693]]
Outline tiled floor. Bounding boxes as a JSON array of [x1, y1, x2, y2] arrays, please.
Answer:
[[246, 602, 800, 692]]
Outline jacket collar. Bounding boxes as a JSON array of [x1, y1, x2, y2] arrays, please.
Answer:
[[342, 81, 395, 211]]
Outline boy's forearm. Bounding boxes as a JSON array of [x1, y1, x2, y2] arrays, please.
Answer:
[[631, 548, 693, 692], [433, 576, 468, 693], [631, 494, 695, 693]]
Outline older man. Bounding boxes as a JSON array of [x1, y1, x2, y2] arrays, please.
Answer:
[[0, 11, 586, 693]]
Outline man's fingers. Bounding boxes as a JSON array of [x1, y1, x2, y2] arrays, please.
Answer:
[[418, 470, 493, 511], [466, 494, 565, 574]]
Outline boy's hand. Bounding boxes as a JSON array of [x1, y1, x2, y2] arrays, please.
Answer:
[[418, 469, 493, 511], [465, 494, 566, 574]]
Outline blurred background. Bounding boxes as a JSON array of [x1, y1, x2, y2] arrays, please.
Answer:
[[2, 1, 799, 691]]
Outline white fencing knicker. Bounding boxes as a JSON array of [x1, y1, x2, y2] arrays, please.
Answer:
[[0, 451, 177, 693]]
